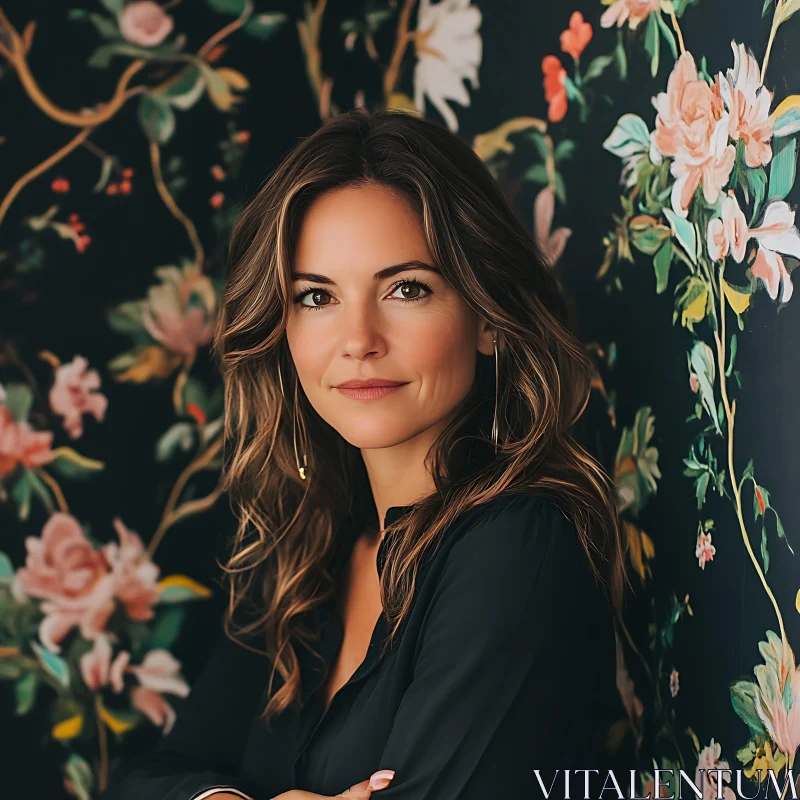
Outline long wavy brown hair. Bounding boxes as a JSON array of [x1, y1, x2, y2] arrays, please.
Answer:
[[210, 108, 628, 728]]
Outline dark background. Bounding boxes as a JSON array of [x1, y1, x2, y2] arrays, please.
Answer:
[[1, 0, 798, 796]]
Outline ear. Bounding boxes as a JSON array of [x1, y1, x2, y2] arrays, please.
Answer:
[[476, 318, 496, 357]]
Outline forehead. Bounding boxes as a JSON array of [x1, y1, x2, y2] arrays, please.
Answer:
[[292, 184, 432, 277]]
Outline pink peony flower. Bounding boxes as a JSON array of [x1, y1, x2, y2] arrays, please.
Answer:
[[600, 0, 660, 30], [141, 263, 218, 358], [17, 513, 116, 652], [129, 649, 190, 734], [718, 42, 773, 169], [651, 52, 736, 217], [49, 355, 108, 440], [119, 1, 174, 48], [0, 405, 55, 478], [707, 192, 748, 263], [696, 531, 716, 569], [696, 739, 735, 800], [79, 635, 130, 692], [102, 518, 160, 622], [559, 11, 592, 61]]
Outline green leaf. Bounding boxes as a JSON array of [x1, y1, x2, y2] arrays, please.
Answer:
[[614, 32, 628, 80], [768, 136, 798, 200], [603, 113, 651, 159], [655, 12, 678, 59], [208, 0, 247, 14], [147, 606, 187, 651], [663, 208, 697, 263], [584, 54, 615, 83], [653, 241, 673, 294], [2, 383, 34, 422], [243, 12, 289, 39], [86, 12, 119, 39], [771, 96, 800, 137], [31, 642, 71, 689], [99, 0, 124, 13], [63, 754, 93, 800], [730, 681, 767, 737], [158, 66, 206, 111], [522, 164, 549, 185], [763, 0, 774, 15], [554, 139, 577, 163], [553, 173, 567, 205], [761, 525, 770, 573], [742, 166, 768, 223], [630, 217, 670, 255], [138, 95, 176, 145], [644, 12, 660, 78], [157, 575, 213, 604], [14, 672, 38, 715], [0, 552, 14, 581]]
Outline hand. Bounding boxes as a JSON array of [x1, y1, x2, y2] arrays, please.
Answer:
[[272, 769, 395, 800]]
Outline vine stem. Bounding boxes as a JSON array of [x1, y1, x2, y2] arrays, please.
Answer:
[[714, 261, 787, 647], [0, 8, 145, 127], [147, 436, 224, 558], [0, 126, 93, 226], [95, 694, 109, 793], [761, 0, 785, 85], [33, 467, 69, 513], [149, 140, 204, 269], [383, 0, 418, 101], [667, 8, 686, 54]]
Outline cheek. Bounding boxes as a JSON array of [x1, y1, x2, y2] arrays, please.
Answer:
[[285, 321, 329, 383], [406, 310, 477, 386]]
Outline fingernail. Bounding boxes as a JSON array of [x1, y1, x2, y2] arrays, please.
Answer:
[[368, 770, 395, 791]]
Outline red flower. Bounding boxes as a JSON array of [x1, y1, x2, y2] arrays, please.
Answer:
[[209, 192, 225, 209], [560, 11, 593, 61], [542, 55, 568, 123], [755, 486, 765, 515], [51, 178, 70, 194]]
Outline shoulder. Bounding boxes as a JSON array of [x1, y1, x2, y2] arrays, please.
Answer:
[[434, 492, 601, 624], [447, 492, 581, 574]]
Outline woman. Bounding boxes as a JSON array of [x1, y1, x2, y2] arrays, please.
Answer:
[[102, 108, 628, 800]]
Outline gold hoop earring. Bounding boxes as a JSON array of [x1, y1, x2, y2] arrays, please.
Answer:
[[277, 360, 308, 481], [491, 338, 499, 453], [292, 374, 308, 481]]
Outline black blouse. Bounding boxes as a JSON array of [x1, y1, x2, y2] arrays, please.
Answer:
[[101, 493, 623, 800]]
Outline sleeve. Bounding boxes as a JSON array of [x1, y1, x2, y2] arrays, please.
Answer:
[[100, 621, 272, 800], [371, 495, 618, 800]]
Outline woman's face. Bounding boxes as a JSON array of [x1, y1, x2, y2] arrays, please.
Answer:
[[285, 183, 495, 451]]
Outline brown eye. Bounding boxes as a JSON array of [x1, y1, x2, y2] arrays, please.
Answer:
[[299, 289, 332, 308], [389, 279, 432, 302]]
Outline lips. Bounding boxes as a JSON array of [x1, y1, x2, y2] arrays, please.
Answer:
[[334, 379, 408, 400]]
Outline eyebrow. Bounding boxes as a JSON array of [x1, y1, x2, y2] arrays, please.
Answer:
[[291, 260, 441, 285]]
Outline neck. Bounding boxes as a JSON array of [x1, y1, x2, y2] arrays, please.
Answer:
[[360, 419, 449, 533]]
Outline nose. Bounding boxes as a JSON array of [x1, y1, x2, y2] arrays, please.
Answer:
[[338, 301, 387, 361]]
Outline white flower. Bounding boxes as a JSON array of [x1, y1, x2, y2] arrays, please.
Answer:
[[748, 200, 800, 304], [413, 0, 482, 133]]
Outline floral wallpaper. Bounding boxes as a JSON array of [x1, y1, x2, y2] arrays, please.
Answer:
[[0, 1, 798, 798]]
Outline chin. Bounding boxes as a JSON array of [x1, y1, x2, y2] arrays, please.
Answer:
[[334, 420, 419, 450]]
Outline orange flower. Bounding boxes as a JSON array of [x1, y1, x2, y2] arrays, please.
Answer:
[[120, 180, 132, 194], [542, 55, 568, 123], [234, 130, 251, 144], [560, 11, 592, 61], [51, 178, 70, 194], [210, 164, 227, 182], [209, 192, 225, 209], [106, 183, 119, 196], [122, 167, 134, 178]]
